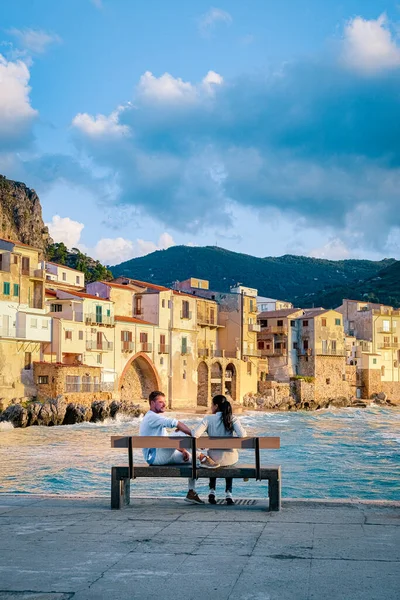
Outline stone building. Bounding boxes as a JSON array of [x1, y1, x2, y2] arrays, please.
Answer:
[[337, 299, 400, 400], [0, 238, 51, 401]]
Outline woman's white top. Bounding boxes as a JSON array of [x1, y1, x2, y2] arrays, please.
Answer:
[[192, 412, 247, 466]]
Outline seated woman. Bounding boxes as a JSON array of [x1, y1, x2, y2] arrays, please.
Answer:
[[193, 394, 247, 505]]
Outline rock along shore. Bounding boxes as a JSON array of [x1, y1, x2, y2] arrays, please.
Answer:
[[0, 391, 398, 428]]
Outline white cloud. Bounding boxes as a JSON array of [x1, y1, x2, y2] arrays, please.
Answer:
[[309, 238, 350, 260], [46, 215, 84, 249], [94, 237, 134, 264], [90, 0, 103, 8], [137, 71, 197, 104], [8, 28, 61, 54], [0, 54, 37, 147], [342, 14, 400, 72], [199, 7, 232, 35], [136, 233, 175, 258], [72, 110, 130, 138]]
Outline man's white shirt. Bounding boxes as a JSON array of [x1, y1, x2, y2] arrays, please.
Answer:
[[139, 410, 178, 464]]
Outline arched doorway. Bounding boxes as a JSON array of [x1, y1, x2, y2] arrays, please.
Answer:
[[211, 361, 223, 397], [225, 363, 237, 401], [119, 353, 160, 402], [197, 361, 209, 406]]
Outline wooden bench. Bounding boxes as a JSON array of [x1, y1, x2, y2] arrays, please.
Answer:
[[111, 435, 281, 511]]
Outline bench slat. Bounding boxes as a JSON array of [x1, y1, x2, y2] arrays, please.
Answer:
[[114, 463, 280, 479], [111, 435, 280, 450]]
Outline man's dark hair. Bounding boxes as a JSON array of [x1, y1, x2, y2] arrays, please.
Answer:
[[149, 390, 165, 404]]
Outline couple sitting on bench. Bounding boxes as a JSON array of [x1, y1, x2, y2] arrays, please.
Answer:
[[139, 390, 246, 505]]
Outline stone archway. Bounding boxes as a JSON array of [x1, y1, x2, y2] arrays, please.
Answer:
[[225, 363, 237, 401], [119, 353, 160, 402], [211, 361, 223, 397], [197, 361, 209, 407]]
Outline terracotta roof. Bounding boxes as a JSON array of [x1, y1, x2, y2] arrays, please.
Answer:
[[173, 290, 199, 300], [115, 315, 154, 325], [0, 236, 41, 251], [46, 261, 85, 274], [301, 308, 330, 318], [45, 289, 57, 297], [115, 278, 170, 292], [100, 281, 137, 291], [258, 308, 303, 319], [62, 290, 112, 301]]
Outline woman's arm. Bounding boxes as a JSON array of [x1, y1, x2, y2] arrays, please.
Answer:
[[232, 416, 246, 437], [192, 417, 208, 438]]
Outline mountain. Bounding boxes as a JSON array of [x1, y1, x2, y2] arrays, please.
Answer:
[[111, 245, 396, 305], [0, 175, 112, 282], [297, 260, 400, 308], [0, 175, 52, 256]]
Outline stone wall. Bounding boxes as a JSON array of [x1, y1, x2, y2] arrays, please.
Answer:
[[291, 379, 314, 404], [259, 380, 291, 403], [33, 363, 102, 404], [345, 365, 358, 397], [380, 382, 400, 403], [314, 357, 350, 401], [360, 368, 381, 399]]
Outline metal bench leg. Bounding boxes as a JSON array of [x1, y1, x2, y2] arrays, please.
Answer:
[[268, 472, 281, 512], [111, 467, 130, 510]]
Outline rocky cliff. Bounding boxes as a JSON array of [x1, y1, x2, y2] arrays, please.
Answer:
[[0, 175, 52, 257]]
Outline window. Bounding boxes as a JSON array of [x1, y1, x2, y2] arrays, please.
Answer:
[[3, 282, 10, 295], [247, 361, 252, 375], [13, 284, 19, 297], [326, 378, 331, 385], [290, 320, 296, 327], [160, 357, 164, 365], [42, 320, 49, 329], [182, 300, 190, 319], [258, 341, 264, 350], [332, 340, 337, 352], [266, 344, 270, 350], [303, 320, 308, 327], [183, 370, 186, 380], [335, 318, 341, 326], [97, 354, 102, 364], [134, 296, 142, 315], [76, 276, 80, 285], [394, 337, 398, 344], [13, 255, 18, 264], [21, 256, 30, 275], [277, 319, 283, 327], [162, 299, 165, 308], [65, 330, 72, 340], [373, 358, 377, 365], [293, 342, 298, 350], [78, 330, 83, 340], [160, 334, 166, 345], [38, 375, 48, 384], [24, 352, 32, 370], [95, 305, 103, 323], [384, 336, 390, 346], [31, 318, 38, 328], [382, 320, 390, 332], [62, 272, 67, 281], [140, 332, 148, 343], [181, 336, 188, 354], [321, 318, 327, 327], [51, 304, 62, 312]]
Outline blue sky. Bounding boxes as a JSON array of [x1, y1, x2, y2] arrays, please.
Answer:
[[0, 0, 399, 265]]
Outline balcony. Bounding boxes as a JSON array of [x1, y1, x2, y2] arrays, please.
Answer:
[[377, 327, 395, 334], [85, 313, 114, 326], [86, 340, 113, 351], [317, 349, 345, 356], [377, 342, 400, 349], [0, 327, 15, 338], [248, 323, 261, 332], [197, 316, 218, 327], [65, 382, 101, 393], [297, 348, 313, 356], [181, 347, 192, 355], [158, 344, 170, 354], [140, 342, 152, 352], [373, 309, 400, 316], [121, 341, 134, 352], [271, 348, 288, 356], [243, 349, 262, 358], [180, 311, 192, 320]]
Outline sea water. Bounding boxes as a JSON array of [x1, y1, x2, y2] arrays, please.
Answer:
[[0, 407, 399, 500]]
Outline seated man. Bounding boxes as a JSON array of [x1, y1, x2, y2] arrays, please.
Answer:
[[139, 390, 219, 504]]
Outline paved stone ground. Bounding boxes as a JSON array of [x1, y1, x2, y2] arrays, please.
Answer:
[[0, 495, 399, 600]]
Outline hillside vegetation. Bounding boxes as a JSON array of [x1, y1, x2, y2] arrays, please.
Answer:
[[111, 245, 396, 306]]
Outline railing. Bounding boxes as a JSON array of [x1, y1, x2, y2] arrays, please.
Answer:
[[262, 325, 288, 335], [248, 323, 261, 332], [140, 342, 152, 352], [0, 265, 11, 273], [243, 349, 262, 357], [0, 327, 15, 338], [65, 382, 101, 393], [373, 309, 400, 316], [377, 327, 395, 334], [180, 311, 192, 320], [86, 340, 113, 351], [297, 349, 313, 356], [181, 347, 191, 355], [121, 341, 135, 352], [158, 344, 169, 353], [317, 349, 344, 356], [85, 313, 114, 326], [377, 342, 400, 349], [197, 316, 217, 326]]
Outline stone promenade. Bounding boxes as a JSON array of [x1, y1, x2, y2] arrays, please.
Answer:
[[0, 495, 399, 600]]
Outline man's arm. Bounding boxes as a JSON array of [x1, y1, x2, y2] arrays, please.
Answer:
[[176, 421, 192, 436]]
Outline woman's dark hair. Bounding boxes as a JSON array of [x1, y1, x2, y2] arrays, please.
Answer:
[[212, 394, 233, 432]]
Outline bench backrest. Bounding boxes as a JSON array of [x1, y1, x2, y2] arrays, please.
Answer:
[[111, 435, 280, 481]]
